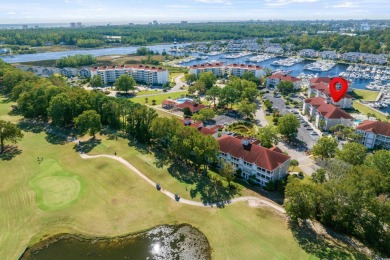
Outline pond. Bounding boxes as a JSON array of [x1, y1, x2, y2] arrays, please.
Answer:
[[20, 224, 211, 260]]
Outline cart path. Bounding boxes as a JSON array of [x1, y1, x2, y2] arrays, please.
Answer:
[[80, 153, 285, 214]]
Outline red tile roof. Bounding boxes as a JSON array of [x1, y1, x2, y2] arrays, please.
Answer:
[[176, 101, 207, 113], [228, 63, 263, 70], [310, 77, 331, 84], [190, 63, 224, 69], [90, 65, 166, 72], [304, 97, 326, 106], [180, 119, 218, 135], [217, 135, 290, 171], [269, 146, 284, 154], [268, 73, 301, 82], [356, 120, 390, 137], [316, 104, 354, 119]]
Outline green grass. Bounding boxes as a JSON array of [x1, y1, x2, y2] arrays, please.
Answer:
[[0, 95, 365, 259], [136, 89, 162, 96], [351, 89, 379, 101], [353, 101, 388, 121], [130, 91, 188, 105], [29, 159, 86, 211]]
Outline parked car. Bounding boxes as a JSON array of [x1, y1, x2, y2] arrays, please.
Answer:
[[156, 183, 161, 191], [306, 127, 313, 130], [310, 132, 319, 136], [175, 193, 180, 202]]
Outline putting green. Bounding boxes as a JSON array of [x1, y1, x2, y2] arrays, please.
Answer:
[[29, 159, 85, 211]]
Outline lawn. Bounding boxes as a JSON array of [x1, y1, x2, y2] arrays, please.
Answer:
[[136, 89, 162, 96], [353, 101, 388, 121], [351, 89, 379, 101], [0, 96, 365, 260], [130, 91, 187, 105]]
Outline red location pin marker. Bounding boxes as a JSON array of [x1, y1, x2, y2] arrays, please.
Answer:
[[329, 77, 348, 102]]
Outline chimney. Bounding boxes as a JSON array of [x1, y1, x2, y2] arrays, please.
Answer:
[[242, 138, 249, 146]]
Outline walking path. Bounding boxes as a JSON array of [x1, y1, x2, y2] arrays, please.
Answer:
[[80, 153, 285, 214]]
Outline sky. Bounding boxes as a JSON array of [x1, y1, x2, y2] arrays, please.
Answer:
[[0, 0, 389, 24]]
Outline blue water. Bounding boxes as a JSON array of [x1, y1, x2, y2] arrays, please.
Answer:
[[176, 98, 194, 104], [0, 44, 185, 64]]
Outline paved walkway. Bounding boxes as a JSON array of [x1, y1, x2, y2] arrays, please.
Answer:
[[80, 153, 285, 214]]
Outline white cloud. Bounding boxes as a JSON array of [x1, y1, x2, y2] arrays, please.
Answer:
[[195, 0, 231, 4], [6, 11, 16, 15], [331, 1, 357, 8], [265, 0, 319, 7]]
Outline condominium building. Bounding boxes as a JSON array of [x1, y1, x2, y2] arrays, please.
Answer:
[[307, 77, 353, 109], [90, 65, 169, 85], [303, 97, 354, 130], [227, 64, 265, 79], [299, 49, 318, 58], [189, 63, 225, 77], [356, 120, 390, 149], [217, 135, 290, 186], [266, 73, 302, 89]]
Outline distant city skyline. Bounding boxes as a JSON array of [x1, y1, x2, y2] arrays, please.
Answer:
[[0, 0, 390, 24]]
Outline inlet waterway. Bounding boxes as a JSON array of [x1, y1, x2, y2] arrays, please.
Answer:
[[20, 224, 211, 260]]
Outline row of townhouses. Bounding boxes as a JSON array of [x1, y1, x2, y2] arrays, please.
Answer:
[[299, 49, 388, 64], [189, 63, 265, 79], [16, 65, 91, 78], [90, 65, 169, 85]]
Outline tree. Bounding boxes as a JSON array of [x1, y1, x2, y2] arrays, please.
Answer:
[[312, 136, 338, 159], [91, 75, 103, 88], [0, 120, 24, 153], [256, 125, 280, 148], [198, 108, 216, 122], [336, 142, 367, 165], [285, 176, 320, 221], [364, 150, 390, 177], [48, 93, 73, 127], [198, 71, 217, 89], [290, 159, 299, 171], [277, 81, 294, 95], [75, 110, 102, 138], [185, 73, 197, 84], [183, 107, 192, 117], [206, 86, 220, 107], [312, 168, 326, 183], [237, 99, 257, 119], [190, 80, 206, 95], [115, 74, 135, 93], [277, 114, 300, 141], [242, 71, 260, 85], [219, 85, 239, 108], [241, 86, 259, 102], [219, 162, 236, 186]]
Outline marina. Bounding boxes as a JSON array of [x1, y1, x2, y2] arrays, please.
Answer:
[[223, 52, 252, 59], [271, 57, 304, 67], [246, 53, 275, 63], [304, 60, 336, 72]]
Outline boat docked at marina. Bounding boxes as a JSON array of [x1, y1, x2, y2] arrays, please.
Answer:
[[304, 60, 336, 72], [271, 57, 304, 67]]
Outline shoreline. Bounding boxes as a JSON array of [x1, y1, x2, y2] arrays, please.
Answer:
[[19, 224, 211, 259]]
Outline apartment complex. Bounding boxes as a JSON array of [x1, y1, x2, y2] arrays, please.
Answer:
[[307, 77, 353, 109], [303, 97, 354, 130], [227, 64, 265, 78], [189, 63, 225, 77], [90, 65, 169, 85], [356, 120, 390, 149], [266, 73, 302, 89], [217, 135, 290, 186], [189, 63, 264, 79]]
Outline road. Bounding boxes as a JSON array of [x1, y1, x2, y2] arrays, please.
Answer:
[[257, 94, 319, 175]]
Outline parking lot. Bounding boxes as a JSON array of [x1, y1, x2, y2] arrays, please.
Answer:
[[264, 93, 320, 149]]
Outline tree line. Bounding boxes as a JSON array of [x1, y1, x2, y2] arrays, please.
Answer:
[[56, 54, 97, 68], [286, 135, 390, 256], [0, 60, 220, 171]]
